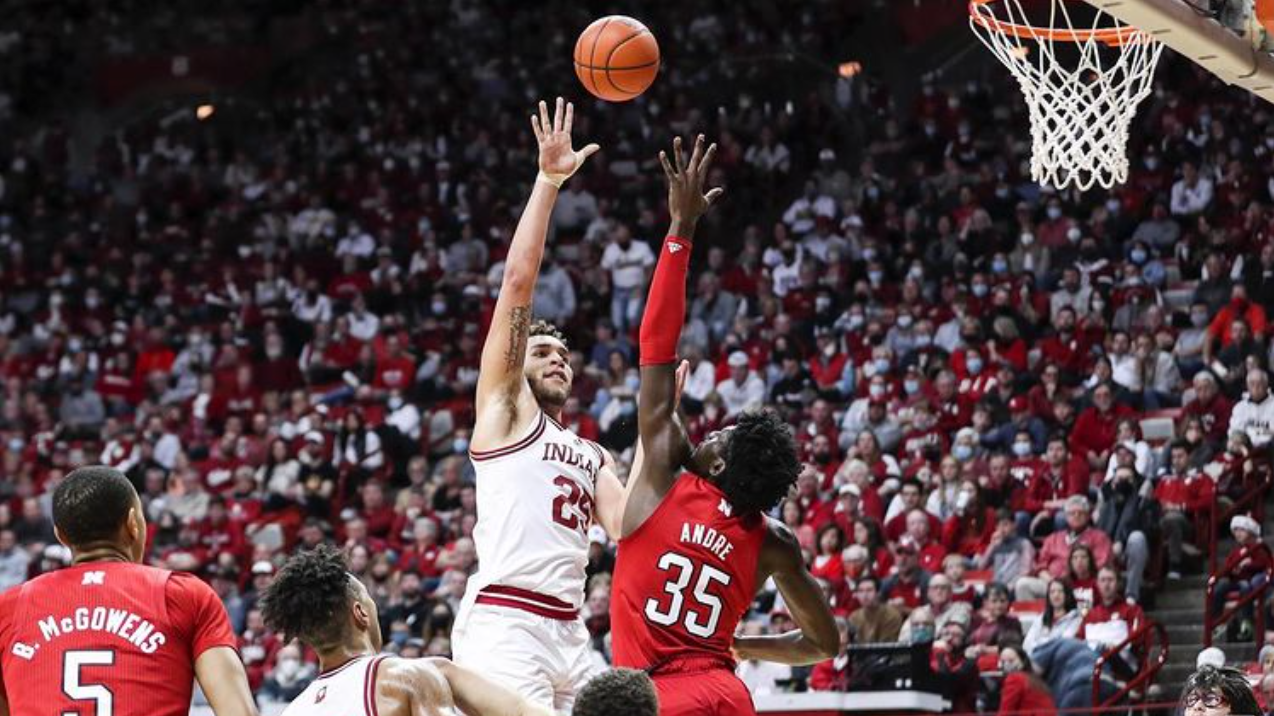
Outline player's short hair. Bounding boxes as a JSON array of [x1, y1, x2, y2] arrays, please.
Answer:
[[529, 320, 567, 347], [53, 466, 138, 547], [717, 410, 801, 516], [573, 668, 658, 716], [260, 545, 359, 650]]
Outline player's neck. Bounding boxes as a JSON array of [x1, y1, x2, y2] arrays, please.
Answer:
[[316, 640, 378, 674], [71, 545, 134, 566], [542, 405, 563, 423]]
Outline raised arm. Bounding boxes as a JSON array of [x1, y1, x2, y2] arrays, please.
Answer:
[[734, 520, 839, 665], [473, 98, 598, 448], [620, 135, 724, 538]]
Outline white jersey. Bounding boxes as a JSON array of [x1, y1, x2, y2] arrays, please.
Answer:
[[1231, 393, 1274, 447], [282, 655, 386, 716], [463, 410, 602, 614]]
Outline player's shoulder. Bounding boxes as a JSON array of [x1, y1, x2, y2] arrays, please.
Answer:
[[372, 656, 452, 709], [759, 516, 803, 568]]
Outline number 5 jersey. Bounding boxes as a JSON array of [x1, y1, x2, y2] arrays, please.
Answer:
[[610, 473, 766, 672], [0, 561, 238, 716]]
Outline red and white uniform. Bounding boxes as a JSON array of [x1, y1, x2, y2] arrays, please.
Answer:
[[453, 411, 605, 711], [282, 654, 387, 716], [611, 475, 767, 716], [0, 561, 237, 716]]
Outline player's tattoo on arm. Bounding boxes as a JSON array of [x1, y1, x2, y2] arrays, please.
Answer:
[[505, 304, 532, 371]]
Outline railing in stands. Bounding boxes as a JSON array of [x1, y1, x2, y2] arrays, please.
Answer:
[[1204, 566, 1273, 649], [1208, 472, 1270, 575], [1091, 620, 1168, 710]]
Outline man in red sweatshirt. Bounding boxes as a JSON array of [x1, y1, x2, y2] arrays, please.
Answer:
[[1069, 382, 1135, 473], [1155, 440, 1215, 578], [1211, 514, 1273, 639]]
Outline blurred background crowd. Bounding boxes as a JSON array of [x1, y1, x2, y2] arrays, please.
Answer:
[[4, 0, 1274, 711]]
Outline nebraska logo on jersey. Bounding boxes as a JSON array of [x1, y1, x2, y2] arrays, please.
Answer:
[[82, 571, 105, 586], [718, 499, 732, 518], [315, 686, 327, 703]]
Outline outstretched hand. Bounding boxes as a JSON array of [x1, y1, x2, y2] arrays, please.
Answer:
[[531, 97, 599, 188], [660, 134, 723, 235]]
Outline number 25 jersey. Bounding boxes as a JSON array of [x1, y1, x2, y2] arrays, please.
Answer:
[[0, 561, 238, 716], [611, 474, 766, 670]]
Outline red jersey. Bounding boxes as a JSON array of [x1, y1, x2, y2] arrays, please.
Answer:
[[611, 475, 766, 672], [0, 561, 238, 716]]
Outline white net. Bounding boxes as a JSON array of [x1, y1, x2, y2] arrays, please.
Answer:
[[969, 0, 1164, 191]]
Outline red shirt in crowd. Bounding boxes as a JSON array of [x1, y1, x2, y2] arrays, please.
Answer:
[[1069, 403, 1135, 461]]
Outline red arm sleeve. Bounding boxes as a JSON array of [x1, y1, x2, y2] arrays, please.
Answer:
[[167, 572, 239, 659], [639, 235, 693, 366]]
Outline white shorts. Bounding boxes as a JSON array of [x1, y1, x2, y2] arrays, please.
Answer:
[[452, 602, 604, 713]]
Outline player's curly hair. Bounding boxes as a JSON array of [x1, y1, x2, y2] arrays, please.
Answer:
[[529, 319, 568, 347], [718, 409, 802, 516], [260, 545, 358, 651], [573, 668, 658, 716]]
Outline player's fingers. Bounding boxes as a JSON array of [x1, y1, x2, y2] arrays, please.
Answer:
[[564, 101, 574, 135], [658, 150, 676, 180], [687, 134, 705, 175], [698, 143, 718, 183], [705, 187, 725, 205], [539, 100, 552, 136], [578, 143, 600, 160], [673, 136, 686, 173], [531, 114, 545, 143], [553, 96, 565, 133]]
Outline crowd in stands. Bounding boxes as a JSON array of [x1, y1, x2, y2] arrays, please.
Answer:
[[5, 0, 1274, 711]]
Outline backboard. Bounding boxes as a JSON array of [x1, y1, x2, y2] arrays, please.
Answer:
[[1084, 0, 1274, 103]]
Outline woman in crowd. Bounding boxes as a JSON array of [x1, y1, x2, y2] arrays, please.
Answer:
[[811, 524, 847, 584], [1023, 580, 1083, 655], [997, 644, 1058, 716], [942, 480, 996, 558], [1066, 544, 1099, 608], [853, 517, 893, 579]]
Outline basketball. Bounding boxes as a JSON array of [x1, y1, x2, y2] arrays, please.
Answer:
[[573, 16, 660, 102]]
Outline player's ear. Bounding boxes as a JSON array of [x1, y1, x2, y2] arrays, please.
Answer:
[[709, 457, 726, 477], [53, 524, 70, 549], [352, 598, 372, 631]]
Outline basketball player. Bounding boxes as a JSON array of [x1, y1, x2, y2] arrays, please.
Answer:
[[610, 135, 840, 715], [0, 466, 256, 716], [260, 545, 553, 716], [452, 97, 626, 710]]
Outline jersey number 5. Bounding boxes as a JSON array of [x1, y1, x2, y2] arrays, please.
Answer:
[[644, 552, 731, 638], [63, 649, 115, 716]]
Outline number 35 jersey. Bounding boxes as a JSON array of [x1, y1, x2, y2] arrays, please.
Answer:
[[0, 561, 238, 716], [465, 410, 602, 613], [611, 474, 766, 671]]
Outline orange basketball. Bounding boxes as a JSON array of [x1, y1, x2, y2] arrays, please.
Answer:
[[574, 16, 660, 102]]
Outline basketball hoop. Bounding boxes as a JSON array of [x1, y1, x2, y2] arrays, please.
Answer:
[[969, 0, 1165, 191]]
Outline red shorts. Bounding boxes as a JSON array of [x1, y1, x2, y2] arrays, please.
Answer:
[[653, 668, 756, 716]]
